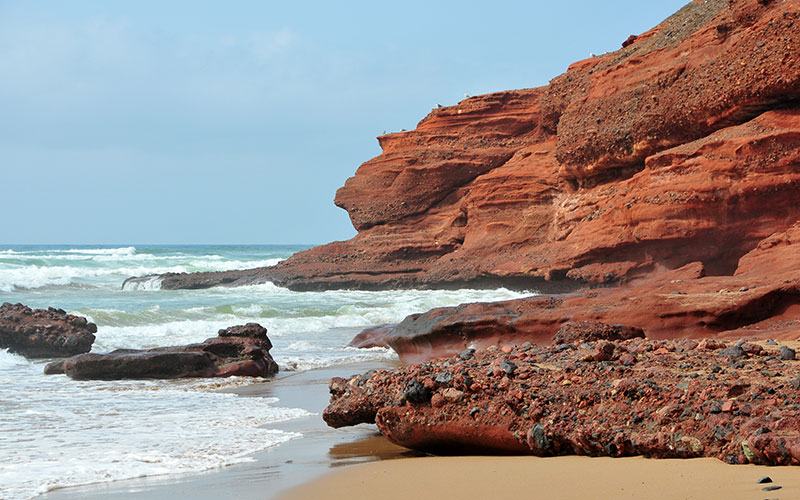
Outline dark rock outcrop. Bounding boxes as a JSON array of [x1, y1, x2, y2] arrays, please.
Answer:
[[324, 338, 800, 464], [44, 323, 279, 380], [0, 302, 96, 358]]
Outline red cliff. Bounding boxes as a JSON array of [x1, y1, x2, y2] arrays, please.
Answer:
[[263, 0, 799, 291], [309, 0, 800, 462], [131, 0, 800, 296], [125, 0, 800, 360]]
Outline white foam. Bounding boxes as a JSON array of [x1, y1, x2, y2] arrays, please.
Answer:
[[278, 347, 398, 372], [0, 376, 309, 500], [61, 246, 137, 256], [0, 255, 284, 292], [0, 349, 29, 370], [191, 258, 283, 272], [0, 246, 139, 257], [121, 276, 163, 291], [0, 265, 189, 292]]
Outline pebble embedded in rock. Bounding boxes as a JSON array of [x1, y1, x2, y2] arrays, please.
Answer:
[[435, 372, 453, 385], [718, 346, 746, 359], [442, 387, 464, 403], [404, 379, 431, 404], [458, 348, 475, 361], [500, 359, 517, 375], [323, 333, 800, 462]]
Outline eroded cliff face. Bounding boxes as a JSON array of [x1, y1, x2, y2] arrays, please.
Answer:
[[267, 0, 800, 291], [125, 0, 800, 298], [316, 0, 800, 460]]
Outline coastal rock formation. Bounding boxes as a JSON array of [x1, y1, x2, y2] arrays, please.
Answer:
[[357, 221, 800, 362], [0, 302, 96, 358], [44, 323, 279, 380], [323, 339, 800, 465], [125, 0, 800, 293]]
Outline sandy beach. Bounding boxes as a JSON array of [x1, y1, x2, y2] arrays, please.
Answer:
[[280, 455, 800, 500]]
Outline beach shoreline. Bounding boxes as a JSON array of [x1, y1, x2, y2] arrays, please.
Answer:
[[37, 360, 417, 500], [279, 455, 800, 500], [30, 347, 800, 500]]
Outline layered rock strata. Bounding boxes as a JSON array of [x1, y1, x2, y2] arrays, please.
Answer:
[[0, 302, 96, 358], [323, 337, 800, 465], [126, 0, 800, 292], [44, 323, 279, 380], [359, 222, 800, 362]]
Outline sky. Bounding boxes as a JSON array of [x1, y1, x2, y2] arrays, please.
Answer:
[[0, 1, 688, 245]]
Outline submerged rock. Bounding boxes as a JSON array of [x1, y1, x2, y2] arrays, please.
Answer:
[[0, 302, 96, 358], [45, 323, 279, 380]]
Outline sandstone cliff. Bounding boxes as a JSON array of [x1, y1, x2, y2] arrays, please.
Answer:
[[129, 0, 800, 294], [268, 0, 800, 291]]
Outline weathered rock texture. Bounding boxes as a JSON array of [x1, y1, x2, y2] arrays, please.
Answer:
[[126, 0, 800, 292], [44, 323, 279, 380], [355, 221, 800, 362], [324, 338, 800, 465], [0, 302, 96, 358]]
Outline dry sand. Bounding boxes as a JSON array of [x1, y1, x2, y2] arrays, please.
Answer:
[[280, 455, 800, 500]]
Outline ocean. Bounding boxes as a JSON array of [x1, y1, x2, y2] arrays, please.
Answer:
[[0, 245, 531, 500]]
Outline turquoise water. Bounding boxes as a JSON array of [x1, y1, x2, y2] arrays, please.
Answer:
[[0, 245, 531, 499]]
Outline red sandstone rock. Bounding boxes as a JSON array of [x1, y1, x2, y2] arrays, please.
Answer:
[[0, 302, 96, 358], [347, 324, 393, 349], [552, 322, 645, 345], [349, 223, 800, 362], [126, 0, 800, 297], [550, 0, 800, 182], [324, 340, 800, 464], [262, 0, 800, 291], [44, 323, 278, 380]]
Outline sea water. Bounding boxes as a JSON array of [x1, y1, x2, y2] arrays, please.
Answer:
[[0, 245, 532, 499]]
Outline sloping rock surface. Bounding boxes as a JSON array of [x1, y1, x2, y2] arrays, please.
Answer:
[[0, 302, 96, 358], [324, 338, 800, 465], [44, 323, 279, 380], [362, 222, 800, 362]]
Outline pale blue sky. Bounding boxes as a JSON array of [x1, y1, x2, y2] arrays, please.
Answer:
[[0, 1, 687, 244]]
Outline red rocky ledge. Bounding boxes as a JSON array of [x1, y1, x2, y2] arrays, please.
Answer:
[[0, 302, 96, 358], [44, 323, 279, 380], [324, 334, 800, 465]]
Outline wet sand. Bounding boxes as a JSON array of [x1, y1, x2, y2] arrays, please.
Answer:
[[39, 360, 418, 500], [280, 455, 800, 500]]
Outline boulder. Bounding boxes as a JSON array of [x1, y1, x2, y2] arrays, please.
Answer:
[[324, 338, 800, 464], [45, 323, 279, 380], [0, 302, 96, 358]]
